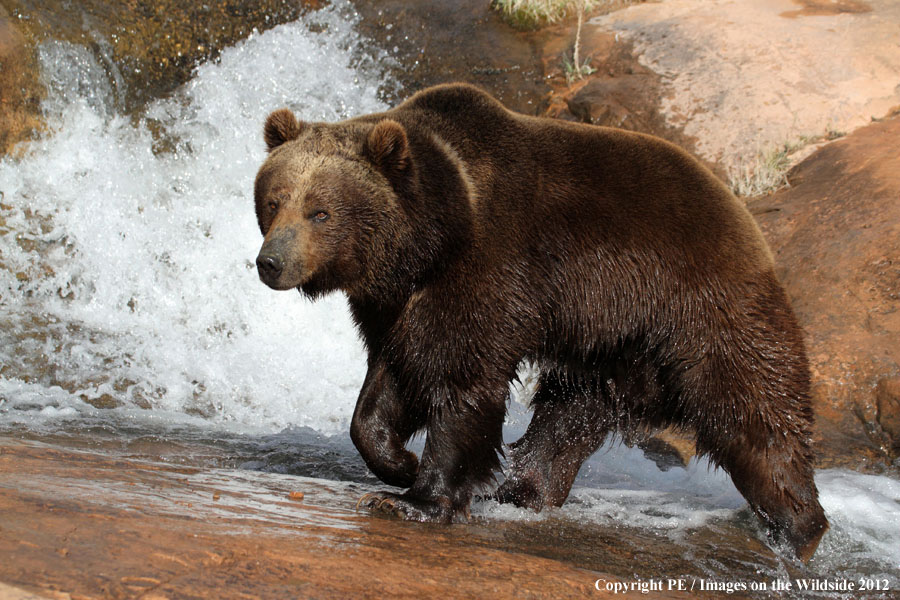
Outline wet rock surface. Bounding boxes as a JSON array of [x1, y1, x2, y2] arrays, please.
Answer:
[[0, 6, 42, 155], [3, 0, 324, 107], [0, 0, 321, 153], [351, 0, 648, 117], [538, 23, 710, 174], [748, 113, 900, 471], [0, 438, 712, 599], [350, 0, 548, 115]]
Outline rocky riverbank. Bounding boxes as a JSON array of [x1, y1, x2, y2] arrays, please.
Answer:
[[1, 1, 899, 598]]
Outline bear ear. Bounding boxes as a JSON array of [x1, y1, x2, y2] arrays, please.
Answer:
[[364, 119, 410, 177], [264, 108, 303, 151]]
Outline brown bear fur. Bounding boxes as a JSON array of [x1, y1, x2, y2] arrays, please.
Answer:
[[252, 83, 828, 561]]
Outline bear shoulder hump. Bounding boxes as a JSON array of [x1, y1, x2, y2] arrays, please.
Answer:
[[402, 83, 508, 120]]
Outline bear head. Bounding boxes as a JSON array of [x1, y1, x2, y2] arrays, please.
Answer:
[[253, 109, 413, 299]]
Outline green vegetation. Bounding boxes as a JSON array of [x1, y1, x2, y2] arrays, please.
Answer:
[[562, 50, 596, 83]]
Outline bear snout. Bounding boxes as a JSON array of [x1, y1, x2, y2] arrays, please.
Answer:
[[256, 252, 285, 287], [257, 226, 303, 290]]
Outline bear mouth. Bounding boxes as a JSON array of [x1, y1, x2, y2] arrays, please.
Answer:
[[257, 274, 300, 291]]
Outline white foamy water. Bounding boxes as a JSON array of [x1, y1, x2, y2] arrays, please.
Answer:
[[0, 2, 898, 588], [0, 2, 385, 435], [482, 438, 900, 584]]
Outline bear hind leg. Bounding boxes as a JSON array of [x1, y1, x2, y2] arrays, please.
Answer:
[[699, 422, 828, 562]]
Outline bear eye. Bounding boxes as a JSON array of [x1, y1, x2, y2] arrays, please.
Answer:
[[312, 211, 329, 223], [267, 200, 279, 213]]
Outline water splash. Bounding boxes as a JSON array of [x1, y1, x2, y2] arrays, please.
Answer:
[[0, 2, 898, 591], [0, 2, 385, 435]]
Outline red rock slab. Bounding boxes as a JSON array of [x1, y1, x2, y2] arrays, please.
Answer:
[[0, 438, 698, 600], [749, 113, 900, 471]]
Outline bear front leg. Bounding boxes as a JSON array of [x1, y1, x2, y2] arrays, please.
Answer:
[[350, 362, 423, 488], [360, 385, 506, 523]]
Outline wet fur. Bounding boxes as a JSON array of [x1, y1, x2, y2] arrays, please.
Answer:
[[253, 83, 828, 560]]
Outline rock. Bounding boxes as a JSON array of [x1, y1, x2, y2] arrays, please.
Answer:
[[538, 23, 716, 176], [876, 377, 900, 453], [748, 113, 900, 471], [0, 438, 705, 599], [780, 0, 872, 19], [636, 429, 693, 471], [351, 0, 549, 115], [587, 0, 900, 170], [0, 7, 43, 155], [1, 0, 553, 155], [351, 0, 655, 118], [0, 0, 322, 155], [540, 23, 656, 124], [566, 75, 650, 129], [9, 0, 324, 110], [0, 582, 52, 600]]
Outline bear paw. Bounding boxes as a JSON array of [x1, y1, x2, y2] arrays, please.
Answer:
[[493, 475, 546, 511], [356, 491, 460, 523]]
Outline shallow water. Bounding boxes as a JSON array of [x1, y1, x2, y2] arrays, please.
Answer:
[[1, 2, 898, 596]]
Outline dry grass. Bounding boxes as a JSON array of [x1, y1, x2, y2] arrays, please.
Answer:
[[492, 0, 604, 29], [728, 127, 846, 198], [728, 144, 796, 198]]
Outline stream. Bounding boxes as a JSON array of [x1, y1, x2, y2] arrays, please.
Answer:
[[1, 2, 898, 597]]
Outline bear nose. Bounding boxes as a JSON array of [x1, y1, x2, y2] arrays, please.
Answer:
[[256, 253, 284, 281]]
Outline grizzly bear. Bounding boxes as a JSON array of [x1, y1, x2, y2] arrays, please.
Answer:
[[252, 83, 828, 561]]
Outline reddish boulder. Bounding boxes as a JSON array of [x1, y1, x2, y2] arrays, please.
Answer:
[[748, 113, 900, 471]]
